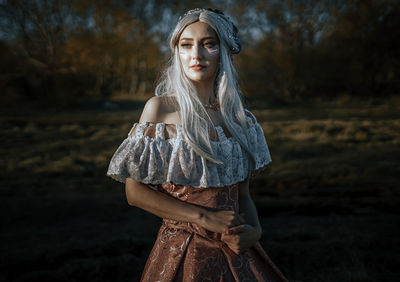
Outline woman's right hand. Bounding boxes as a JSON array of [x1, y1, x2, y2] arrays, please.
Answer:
[[197, 209, 241, 233]]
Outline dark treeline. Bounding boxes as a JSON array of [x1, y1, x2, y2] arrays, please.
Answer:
[[0, 0, 399, 107]]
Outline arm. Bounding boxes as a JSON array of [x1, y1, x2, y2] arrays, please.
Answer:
[[238, 178, 263, 238], [221, 178, 262, 254], [125, 178, 240, 233], [126, 178, 203, 223]]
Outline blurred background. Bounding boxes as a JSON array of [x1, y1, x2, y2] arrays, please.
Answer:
[[0, 0, 399, 281]]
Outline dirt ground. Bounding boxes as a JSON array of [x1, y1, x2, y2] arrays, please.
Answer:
[[1, 99, 399, 281]]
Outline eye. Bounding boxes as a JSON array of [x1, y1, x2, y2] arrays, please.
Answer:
[[203, 42, 216, 48], [180, 43, 192, 49]]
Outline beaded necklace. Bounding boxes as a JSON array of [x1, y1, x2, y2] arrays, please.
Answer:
[[201, 100, 220, 111]]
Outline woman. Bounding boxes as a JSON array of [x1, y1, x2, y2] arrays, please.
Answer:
[[107, 8, 289, 281]]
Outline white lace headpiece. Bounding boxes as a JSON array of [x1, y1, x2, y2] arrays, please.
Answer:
[[174, 8, 241, 55]]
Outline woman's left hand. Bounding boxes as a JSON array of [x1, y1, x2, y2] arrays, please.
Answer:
[[220, 224, 262, 255]]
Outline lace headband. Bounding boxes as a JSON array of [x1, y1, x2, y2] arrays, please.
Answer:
[[178, 8, 241, 54]]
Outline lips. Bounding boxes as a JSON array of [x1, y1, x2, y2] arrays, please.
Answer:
[[190, 64, 205, 71]]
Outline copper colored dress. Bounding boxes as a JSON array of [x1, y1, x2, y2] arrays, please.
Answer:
[[107, 109, 289, 281]]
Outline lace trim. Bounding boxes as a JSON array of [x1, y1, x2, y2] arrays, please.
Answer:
[[128, 121, 232, 143], [106, 109, 272, 188]]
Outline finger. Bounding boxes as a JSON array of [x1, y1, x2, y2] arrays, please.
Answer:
[[226, 213, 240, 227], [224, 227, 236, 235], [223, 228, 235, 235], [228, 225, 247, 234], [226, 245, 239, 254], [223, 227, 231, 235]]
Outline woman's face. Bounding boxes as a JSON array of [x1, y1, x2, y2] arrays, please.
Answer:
[[178, 22, 220, 85]]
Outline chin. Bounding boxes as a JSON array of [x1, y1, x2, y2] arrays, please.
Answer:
[[188, 74, 213, 83], [190, 78, 212, 84]]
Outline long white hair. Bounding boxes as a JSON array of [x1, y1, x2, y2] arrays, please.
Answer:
[[155, 8, 256, 176]]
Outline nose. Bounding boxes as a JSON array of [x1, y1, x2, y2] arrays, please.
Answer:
[[191, 44, 203, 60]]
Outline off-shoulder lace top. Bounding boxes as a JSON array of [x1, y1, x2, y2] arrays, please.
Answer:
[[106, 109, 271, 188]]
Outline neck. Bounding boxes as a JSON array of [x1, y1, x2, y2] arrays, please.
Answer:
[[192, 79, 216, 104]]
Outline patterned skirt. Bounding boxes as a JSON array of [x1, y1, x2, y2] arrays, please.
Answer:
[[140, 183, 289, 282]]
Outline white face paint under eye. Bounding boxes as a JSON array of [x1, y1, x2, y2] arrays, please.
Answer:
[[207, 46, 219, 55], [179, 48, 191, 60]]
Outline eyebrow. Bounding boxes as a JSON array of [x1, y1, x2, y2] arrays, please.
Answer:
[[180, 36, 218, 41]]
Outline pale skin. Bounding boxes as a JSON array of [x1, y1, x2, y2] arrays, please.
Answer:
[[125, 21, 262, 255]]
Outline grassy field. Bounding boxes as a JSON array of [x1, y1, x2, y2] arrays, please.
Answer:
[[1, 98, 399, 281]]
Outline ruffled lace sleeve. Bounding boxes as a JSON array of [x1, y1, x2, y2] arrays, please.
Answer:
[[106, 114, 272, 188], [106, 122, 177, 185], [244, 109, 272, 177]]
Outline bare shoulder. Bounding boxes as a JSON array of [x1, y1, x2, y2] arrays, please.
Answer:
[[138, 96, 178, 123]]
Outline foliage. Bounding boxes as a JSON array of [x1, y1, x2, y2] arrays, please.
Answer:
[[0, 0, 399, 107], [235, 0, 400, 102], [0, 0, 161, 106]]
